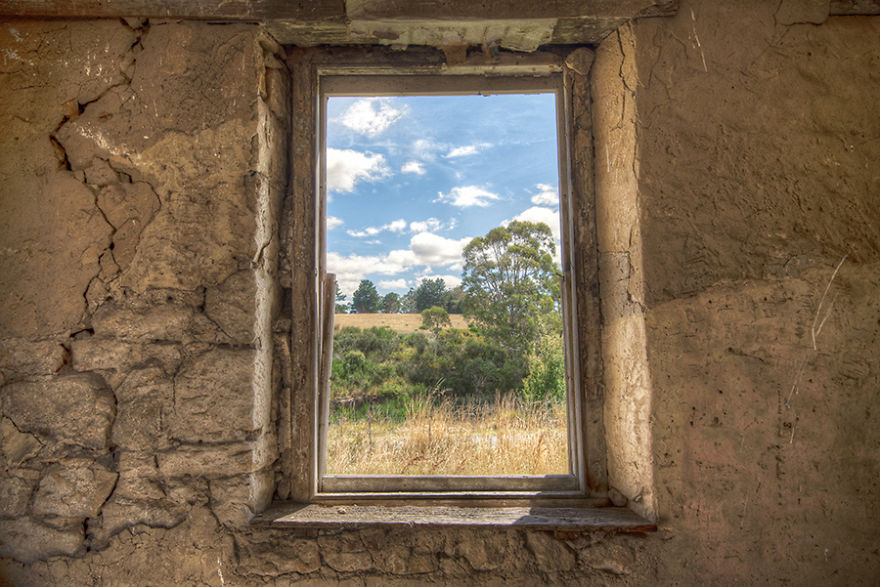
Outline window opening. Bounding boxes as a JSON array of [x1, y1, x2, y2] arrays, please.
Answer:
[[316, 72, 585, 495]]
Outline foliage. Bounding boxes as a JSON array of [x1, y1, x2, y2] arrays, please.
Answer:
[[380, 292, 400, 314], [335, 282, 348, 314], [351, 279, 380, 313], [461, 220, 561, 357], [414, 278, 449, 312]]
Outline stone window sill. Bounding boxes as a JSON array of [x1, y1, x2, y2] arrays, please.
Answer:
[[252, 504, 656, 535]]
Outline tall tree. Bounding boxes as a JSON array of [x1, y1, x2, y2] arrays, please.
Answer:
[[380, 292, 400, 314], [420, 305, 451, 359], [351, 279, 380, 313], [335, 283, 348, 314], [414, 277, 449, 312], [461, 220, 561, 356]]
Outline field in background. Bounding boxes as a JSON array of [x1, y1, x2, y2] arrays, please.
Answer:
[[327, 393, 567, 475], [335, 312, 470, 333]]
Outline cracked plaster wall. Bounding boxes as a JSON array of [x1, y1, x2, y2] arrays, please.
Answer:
[[1, 0, 880, 584]]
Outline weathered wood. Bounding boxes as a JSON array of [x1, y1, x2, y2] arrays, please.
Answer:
[[563, 48, 607, 494], [346, 0, 677, 20], [322, 474, 579, 493], [830, 0, 880, 14], [317, 274, 335, 485], [288, 49, 319, 502], [0, 0, 344, 19], [254, 504, 656, 532]]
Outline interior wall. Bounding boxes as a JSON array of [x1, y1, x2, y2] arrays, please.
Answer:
[[1, 0, 878, 583]]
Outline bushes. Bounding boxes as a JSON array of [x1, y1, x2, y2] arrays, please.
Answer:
[[330, 324, 564, 411]]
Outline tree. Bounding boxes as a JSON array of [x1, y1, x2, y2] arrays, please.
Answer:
[[380, 292, 400, 314], [414, 278, 449, 312], [420, 305, 451, 359], [460, 220, 561, 357], [351, 279, 380, 313], [335, 283, 348, 314]]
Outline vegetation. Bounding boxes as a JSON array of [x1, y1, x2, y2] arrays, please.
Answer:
[[328, 221, 567, 475]]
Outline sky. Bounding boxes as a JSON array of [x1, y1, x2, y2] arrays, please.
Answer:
[[326, 92, 561, 298]]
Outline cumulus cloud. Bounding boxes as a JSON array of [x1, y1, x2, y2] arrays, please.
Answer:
[[530, 183, 558, 206], [409, 218, 443, 233], [445, 142, 491, 158], [340, 98, 407, 136], [401, 161, 426, 175], [511, 206, 561, 240], [326, 148, 390, 193], [328, 231, 470, 296], [347, 218, 407, 238], [326, 216, 344, 230], [409, 232, 470, 266], [435, 186, 500, 208], [379, 278, 409, 290]]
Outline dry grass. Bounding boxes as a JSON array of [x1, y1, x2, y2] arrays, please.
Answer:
[[326, 394, 568, 475], [335, 312, 470, 334]]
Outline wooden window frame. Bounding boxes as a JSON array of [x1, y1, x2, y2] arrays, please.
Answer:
[[284, 46, 605, 506]]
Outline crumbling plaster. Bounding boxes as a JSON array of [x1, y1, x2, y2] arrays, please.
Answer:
[[1, 0, 879, 584]]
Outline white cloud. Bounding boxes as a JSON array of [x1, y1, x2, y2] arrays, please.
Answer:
[[435, 186, 500, 208], [409, 232, 470, 266], [379, 279, 409, 290], [412, 139, 441, 160], [445, 142, 491, 158], [340, 98, 407, 136], [326, 216, 344, 230], [401, 161, 426, 175], [347, 218, 407, 238], [326, 148, 390, 193], [387, 219, 407, 232], [512, 206, 561, 240], [409, 218, 443, 233], [530, 183, 558, 206]]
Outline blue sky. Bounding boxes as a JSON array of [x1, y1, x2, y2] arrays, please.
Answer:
[[326, 93, 561, 298]]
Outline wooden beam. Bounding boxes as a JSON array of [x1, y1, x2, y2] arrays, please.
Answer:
[[253, 504, 657, 533], [830, 0, 880, 14], [0, 0, 345, 20]]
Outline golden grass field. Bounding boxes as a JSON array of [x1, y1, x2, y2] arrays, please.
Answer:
[[327, 394, 568, 476], [334, 312, 470, 333]]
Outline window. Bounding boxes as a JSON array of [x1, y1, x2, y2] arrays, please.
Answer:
[[284, 47, 606, 505]]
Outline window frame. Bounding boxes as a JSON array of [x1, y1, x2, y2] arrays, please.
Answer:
[[284, 46, 606, 506]]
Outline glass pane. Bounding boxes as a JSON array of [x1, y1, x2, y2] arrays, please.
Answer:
[[324, 93, 567, 476]]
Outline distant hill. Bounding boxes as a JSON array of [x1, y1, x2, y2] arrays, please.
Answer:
[[334, 313, 470, 334]]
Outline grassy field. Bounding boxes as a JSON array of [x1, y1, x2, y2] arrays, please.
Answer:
[[335, 312, 470, 333], [327, 393, 568, 475]]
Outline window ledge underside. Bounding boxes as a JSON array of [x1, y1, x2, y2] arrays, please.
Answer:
[[252, 504, 656, 533]]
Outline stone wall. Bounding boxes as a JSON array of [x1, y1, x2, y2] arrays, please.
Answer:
[[1, 0, 878, 584]]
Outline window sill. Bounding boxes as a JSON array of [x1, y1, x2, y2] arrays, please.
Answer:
[[252, 503, 656, 534]]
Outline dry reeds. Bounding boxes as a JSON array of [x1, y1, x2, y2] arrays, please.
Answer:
[[326, 393, 568, 475]]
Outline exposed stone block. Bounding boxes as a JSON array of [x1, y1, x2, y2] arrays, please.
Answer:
[[205, 270, 258, 344], [32, 459, 117, 519], [526, 531, 576, 572], [1, 374, 115, 452], [170, 349, 256, 443], [71, 337, 182, 388], [0, 472, 37, 518], [0, 416, 43, 466], [111, 371, 173, 450], [91, 302, 197, 342], [156, 443, 258, 478], [0, 516, 83, 563], [0, 339, 67, 380]]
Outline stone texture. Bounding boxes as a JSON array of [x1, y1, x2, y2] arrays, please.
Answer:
[[0, 517, 84, 563], [0, 473, 36, 518], [170, 349, 256, 443], [1, 373, 115, 452], [0, 417, 43, 466], [32, 460, 117, 519], [205, 270, 258, 343]]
